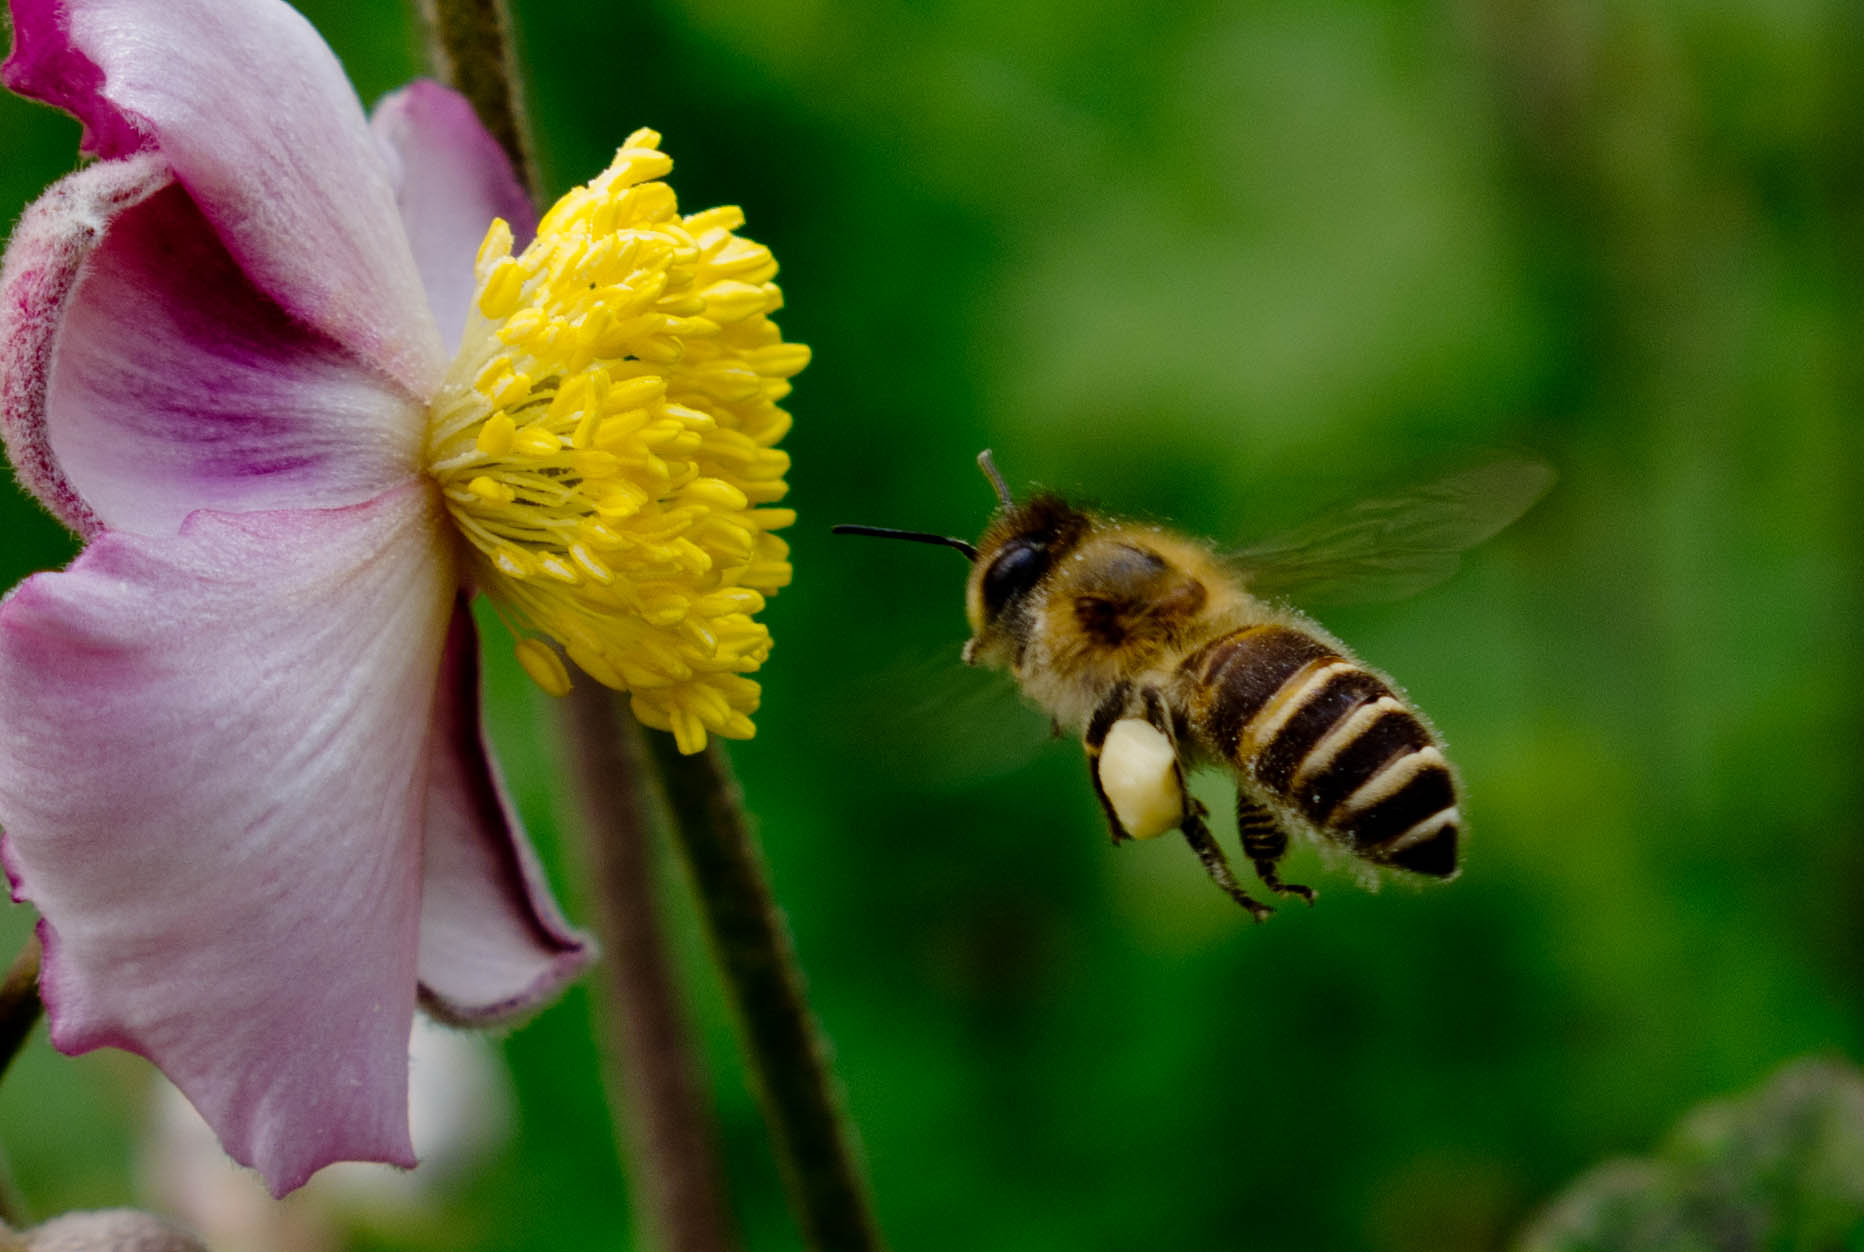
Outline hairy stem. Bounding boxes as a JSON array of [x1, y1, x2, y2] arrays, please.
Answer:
[[565, 687, 740, 1252], [416, 4, 738, 1247], [0, 934, 42, 1088], [0, 934, 42, 1230], [413, 0, 538, 201], [646, 738, 886, 1252]]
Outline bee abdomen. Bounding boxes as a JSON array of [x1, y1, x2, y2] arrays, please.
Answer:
[[1188, 625, 1460, 878]]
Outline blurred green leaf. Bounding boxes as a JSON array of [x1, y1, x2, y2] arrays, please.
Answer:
[[1517, 1058, 1864, 1252]]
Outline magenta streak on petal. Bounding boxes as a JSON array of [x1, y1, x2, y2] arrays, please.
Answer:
[[0, 154, 171, 537], [38, 176, 422, 537], [0, 484, 455, 1194], [2, 0, 150, 157], [4, 0, 445, 396], [419, 602, 594, 1025]]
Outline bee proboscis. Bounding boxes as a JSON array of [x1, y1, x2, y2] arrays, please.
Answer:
[[834, 452, 1551, 920]]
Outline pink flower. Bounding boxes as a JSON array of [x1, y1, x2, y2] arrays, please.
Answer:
[[0, 0, 609, 1195]]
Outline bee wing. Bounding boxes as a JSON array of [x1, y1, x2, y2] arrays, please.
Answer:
[[1229, 457, 1554, 606], [848, 640, 1057, 785]]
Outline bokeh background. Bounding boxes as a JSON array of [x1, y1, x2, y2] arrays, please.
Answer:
[[2, 0, 1861, 1249]]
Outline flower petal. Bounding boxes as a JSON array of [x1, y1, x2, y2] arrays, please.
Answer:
[[0, 153, 163, 535], [3, 0, 442, 393], [0, 483, 455, 1195], [0, 159, 422, 539], [371, 81, 538, 357], [419, 602, 592, 1024]]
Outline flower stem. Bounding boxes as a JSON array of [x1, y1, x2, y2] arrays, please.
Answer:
[[415, 6, 739, 1247], [644, 736, 886, 1252], [412, 0, 538, 201], [0, 933, 42, 1087], [564, 687, 740, 1252]]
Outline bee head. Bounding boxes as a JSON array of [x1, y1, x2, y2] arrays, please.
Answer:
[[962, 456, 1092, 665], [832, 451, 1090, 668]]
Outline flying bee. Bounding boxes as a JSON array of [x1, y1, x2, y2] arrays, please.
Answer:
[[833, 453, 1552, 920]]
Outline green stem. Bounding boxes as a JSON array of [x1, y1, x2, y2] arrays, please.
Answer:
[[646, 738, 887, 1252]]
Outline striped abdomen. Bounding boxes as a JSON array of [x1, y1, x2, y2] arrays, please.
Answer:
[[1183, 624, 1459, 877]]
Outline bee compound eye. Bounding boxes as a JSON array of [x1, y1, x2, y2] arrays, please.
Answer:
[[981, 540, 1048, 616]]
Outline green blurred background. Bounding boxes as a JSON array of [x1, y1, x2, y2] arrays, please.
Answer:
[[2, 0, 1861, 1248]]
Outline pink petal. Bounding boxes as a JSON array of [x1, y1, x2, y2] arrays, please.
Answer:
[[0, 483, 456, 1195], [3, 0, 443, 394], [0, 153, 164, 535], [419, 603, 592, 1024], [0, 158, 422, 539], [371, 81, 538, 357]]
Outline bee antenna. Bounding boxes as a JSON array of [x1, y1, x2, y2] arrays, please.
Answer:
[[977, 449, 1014, 510], [830, 524, 979, 562]]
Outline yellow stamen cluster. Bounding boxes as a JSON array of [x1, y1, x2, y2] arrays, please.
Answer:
[[425, 129, 806, 754]]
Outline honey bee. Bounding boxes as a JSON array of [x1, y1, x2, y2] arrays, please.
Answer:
[[834, 452, 1552, 920]]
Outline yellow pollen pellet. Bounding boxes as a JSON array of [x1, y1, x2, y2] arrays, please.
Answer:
[[514, 638, 573, 696]]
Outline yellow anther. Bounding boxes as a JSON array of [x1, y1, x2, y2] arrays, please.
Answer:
[[515, 638, 573, 696], [425, 130, 802, 753], [570, 451, 621, 478], [684, 205, 745, 236], [513, 427, 562, 457], [491, 546, 535, 578], [536, 553, 581, 584], [569, 543, 614, 584], [468, 476, 515, 504], [477, 255, 526, 320], [577, 518, 624, 549], [474, 218, 514, 276], [683, 478, 749, 511], [475, 413, 517, 458], [751, 343, 813, 377], [491, 369, 535, 410], [472, 355, 513, 397]]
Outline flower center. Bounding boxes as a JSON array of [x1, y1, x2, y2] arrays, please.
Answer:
[[424, 130, 806, 754]]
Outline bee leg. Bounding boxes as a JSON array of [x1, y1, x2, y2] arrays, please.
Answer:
[[1085, 681, 1136, 844], [1180, 811, 1274, 922], [1236, 794, 1315, 904]]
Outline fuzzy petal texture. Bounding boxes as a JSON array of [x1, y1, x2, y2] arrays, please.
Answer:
[[0, 152, 166, 534], [371, 81, 538, 357], [1, 164, 422, 539], [418, 603, 593, 1024], [0, 484, 456, 1195], [3, 0, 442, 393]]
